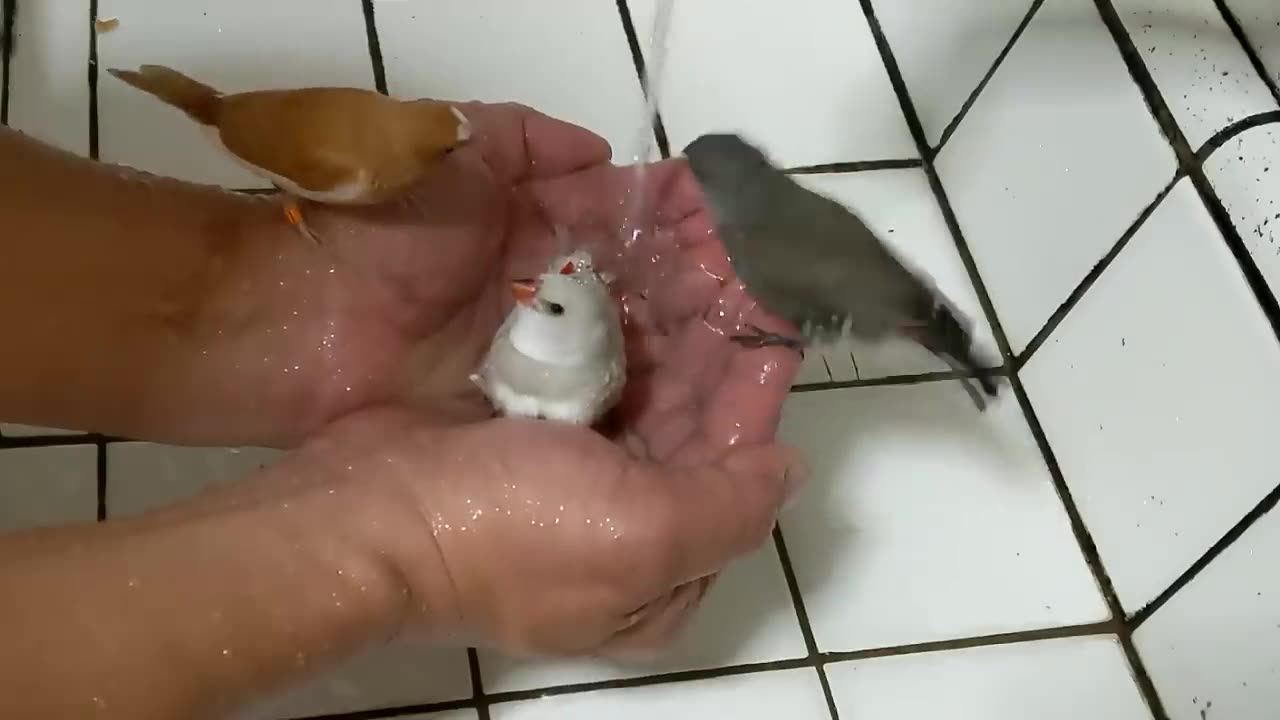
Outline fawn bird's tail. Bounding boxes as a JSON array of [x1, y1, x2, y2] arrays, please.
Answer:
[[106, 64, 222, 125]]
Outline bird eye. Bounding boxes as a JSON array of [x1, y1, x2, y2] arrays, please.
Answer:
[[547, 302, 565, 316]]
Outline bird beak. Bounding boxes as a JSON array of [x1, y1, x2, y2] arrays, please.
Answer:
[[510, 279, 539, 306]]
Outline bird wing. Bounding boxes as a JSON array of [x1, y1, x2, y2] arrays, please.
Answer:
[[214, 89, 375, 194]]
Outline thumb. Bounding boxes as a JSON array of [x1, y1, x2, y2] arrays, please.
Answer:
[[648, 443, 808, 585]]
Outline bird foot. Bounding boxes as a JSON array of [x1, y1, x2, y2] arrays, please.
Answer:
[[730, 324, 807, 356], [282, 198, 323, 247]]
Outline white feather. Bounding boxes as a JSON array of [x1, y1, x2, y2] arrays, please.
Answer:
[[471, 251, 626, 425]]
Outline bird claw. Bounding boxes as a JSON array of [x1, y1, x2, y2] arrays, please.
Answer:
[[283, 198, 323, 247], [730, 324, 806, 355]]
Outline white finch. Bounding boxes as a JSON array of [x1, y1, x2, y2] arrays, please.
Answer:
[[470, 251, 627, 425]]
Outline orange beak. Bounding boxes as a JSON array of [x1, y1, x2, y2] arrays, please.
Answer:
[[510, 279, 539, 305]]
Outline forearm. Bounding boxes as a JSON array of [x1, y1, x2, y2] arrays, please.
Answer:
[[0, 127, 319, 446], [0, 475, 408, 720]]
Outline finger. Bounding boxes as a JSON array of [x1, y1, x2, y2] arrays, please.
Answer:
[[456, 101, 613, 183], [640, 444, 807, 584], [599, 578, 711, 661], [652, 158, 711, 227], [696, 295, 802, 447]]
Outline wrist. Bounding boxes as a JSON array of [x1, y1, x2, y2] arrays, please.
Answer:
[[0, 468, 411, 718], [289, 418, 469, 645], [0, 129, 331, 445]]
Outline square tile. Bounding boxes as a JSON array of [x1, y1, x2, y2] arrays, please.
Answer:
[[106, 443, 282, 517], [633, 0, 916, 167], [1134, 503, 1280, 720], [937, 0, 1177, 353], [1227, 1, 1280, 88], [871, 0, 1038, 145], [778, 381, 1107, 653], [0, 445, 97, 531], [791, 169, 1000, 379], [1116, 0, 1279, 149], [479, 541, 806, 693], [489, 667, 829, 720], [1205, 123, 1280, 298], [1020, 178, 1280, 611], [6, 0, 91, 154], [96, 0, 376, 186], [235, 640, 473, 719], [375, 0, 652, 161], [826, 635, 1152, 719], [0, 424, 85, 437]]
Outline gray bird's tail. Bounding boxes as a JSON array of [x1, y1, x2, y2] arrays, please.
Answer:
[[906, 301, 1001, 411]]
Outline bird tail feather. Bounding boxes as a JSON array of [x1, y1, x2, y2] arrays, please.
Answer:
[[911, 299, 1001, 410], [106, 65, 222, 125]]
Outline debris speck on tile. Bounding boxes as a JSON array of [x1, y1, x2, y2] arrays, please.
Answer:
[[95, 16, 120, 33]]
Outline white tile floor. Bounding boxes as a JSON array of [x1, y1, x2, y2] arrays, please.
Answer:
[[4, 0, 1280, 718]]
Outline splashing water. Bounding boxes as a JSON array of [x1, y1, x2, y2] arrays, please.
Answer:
[[620, 0, 675, 253], [621, 0, 678, 302], [560, 0, 677, 308]]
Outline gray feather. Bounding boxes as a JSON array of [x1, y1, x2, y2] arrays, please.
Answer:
[[683, 133, 1000, 408]]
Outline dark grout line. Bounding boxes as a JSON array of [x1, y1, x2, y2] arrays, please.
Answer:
[[1017, 172, 1182, 369], [1212, 0, 1280, 108], [1130, 477, 1280, 630], [1087, 1, 1280, 716], [1194, 109, 1280, 164], [0, 432, 122, 449], [822, 621, 1115, 664], [360, 0, 388, 95], [852, 0, 1016, 365], [860, 0, 1171, 717], [786, 157, 922, 174], [467, 647, 491, 720], [1, 0, 15, 126], [1096, 4, 1280, 613], [87, 0, 98, 159], [295, 696, 480, 720], [615, 0, 671, 159], [1094, 2, 1193, 160], [1004, 368, 1153, 680], [95, 440, 107, 521], [299, 622, 1116, 720], [772, 526, 841, 720], [789, 365, 1009, 394], [933, 0, 1046, 156]]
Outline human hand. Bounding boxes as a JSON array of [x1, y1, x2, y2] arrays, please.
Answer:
[[257, 406, 807, 658], [231, 100, 792, 444], [219, 101, 626, 440]]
